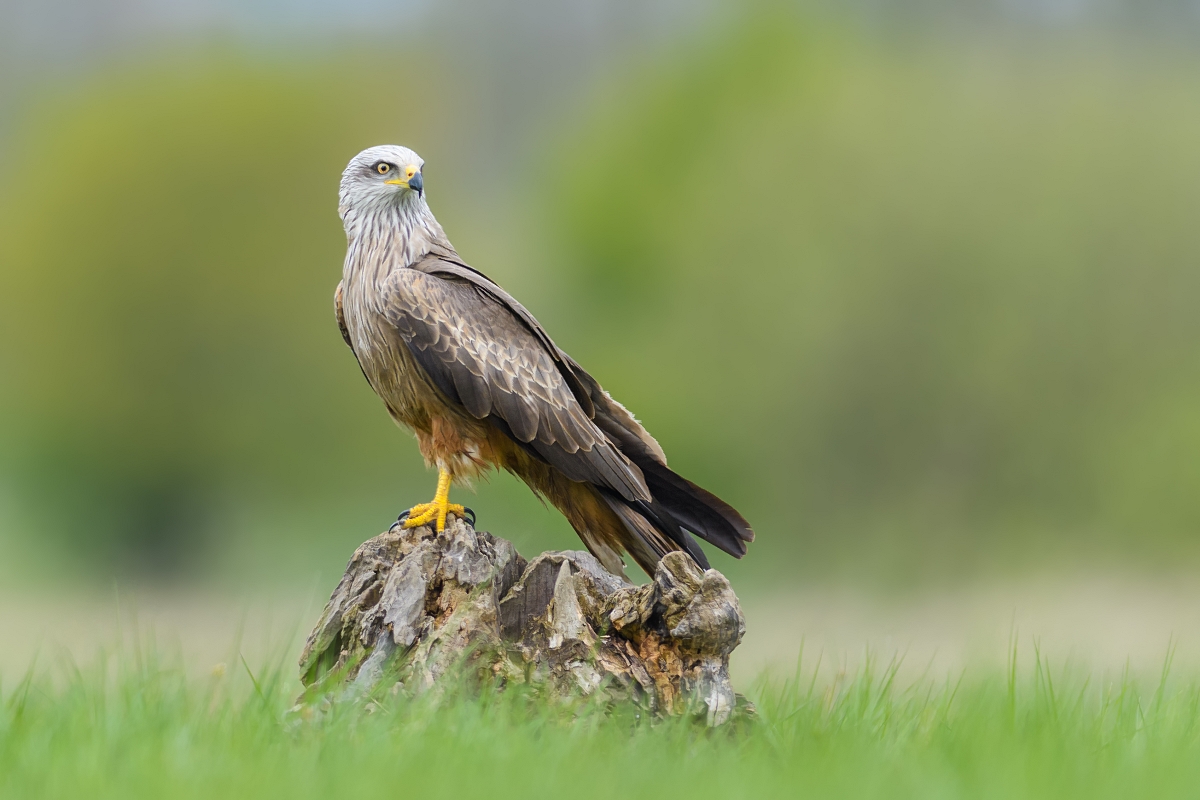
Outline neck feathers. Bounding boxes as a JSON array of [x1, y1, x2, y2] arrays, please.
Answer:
[[341, 196, 452, 289]]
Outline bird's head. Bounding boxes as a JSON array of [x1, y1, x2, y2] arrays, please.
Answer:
[[339, 144, 426, 219]]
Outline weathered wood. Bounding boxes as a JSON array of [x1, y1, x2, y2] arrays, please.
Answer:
[[299, 517, 751, 726]]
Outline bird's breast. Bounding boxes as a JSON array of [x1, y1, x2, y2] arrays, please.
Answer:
[[341, 272, 432, 431]]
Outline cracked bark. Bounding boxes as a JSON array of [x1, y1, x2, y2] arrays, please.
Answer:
[[299, 516, 752, 726]]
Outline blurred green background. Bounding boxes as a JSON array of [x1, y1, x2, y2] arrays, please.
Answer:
[[1, 0, 1198, 593]]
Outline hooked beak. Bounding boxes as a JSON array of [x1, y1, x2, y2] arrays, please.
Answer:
[[385, 164, 423, 196]]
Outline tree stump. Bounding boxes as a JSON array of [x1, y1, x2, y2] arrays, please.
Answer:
[[299, 516, 751, 726]]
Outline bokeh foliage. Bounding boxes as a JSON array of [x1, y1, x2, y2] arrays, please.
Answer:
[[549, 21, 1200, 576], [1, 14, 1199, 583], [0, 52, 452, 573]]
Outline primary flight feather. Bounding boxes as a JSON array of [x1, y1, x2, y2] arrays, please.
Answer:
[[335, 144, 753, 577]]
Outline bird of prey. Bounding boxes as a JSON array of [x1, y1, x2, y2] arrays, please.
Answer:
[[334, 144, 753, 577]]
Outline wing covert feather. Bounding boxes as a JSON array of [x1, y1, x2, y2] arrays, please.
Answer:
[[413, 250, 596, 419], [382, 268, 649, 503]]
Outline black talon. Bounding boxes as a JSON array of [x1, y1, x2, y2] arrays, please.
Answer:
[[462, 507, 476, 527], [389, 509, 411, 531]]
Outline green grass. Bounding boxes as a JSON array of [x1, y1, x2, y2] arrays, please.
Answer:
[[3, 643, 1199, 799]]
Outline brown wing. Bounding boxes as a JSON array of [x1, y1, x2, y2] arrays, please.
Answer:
[[381, 264, 651, 504], [384, 251, 752, 561], [414, 248, 595, 417]]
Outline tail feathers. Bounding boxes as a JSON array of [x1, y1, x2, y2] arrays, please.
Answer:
[[596, 462, 753, 574], [639, 460, 754, 558], [633, 498, 711, 569], [598, 490, 709, 574]]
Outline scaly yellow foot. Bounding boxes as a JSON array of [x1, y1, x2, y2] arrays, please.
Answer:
[[402, 469, 465, 533]]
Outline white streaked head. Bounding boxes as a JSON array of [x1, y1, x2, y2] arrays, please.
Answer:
[[339, 144, 427, 221]]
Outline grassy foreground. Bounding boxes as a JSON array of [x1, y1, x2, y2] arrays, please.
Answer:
[[2, 645, 1199, 799]]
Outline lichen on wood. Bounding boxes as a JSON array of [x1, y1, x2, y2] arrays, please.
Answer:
[[299, 516, 751, 726]]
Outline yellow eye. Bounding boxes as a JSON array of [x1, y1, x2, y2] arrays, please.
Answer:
[[376, 162, 391, 175]]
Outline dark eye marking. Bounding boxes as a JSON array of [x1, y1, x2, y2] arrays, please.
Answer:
[[373, 161, 394, 175]]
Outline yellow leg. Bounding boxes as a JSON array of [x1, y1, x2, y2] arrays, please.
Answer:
[[402, 469, 466, 533]]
